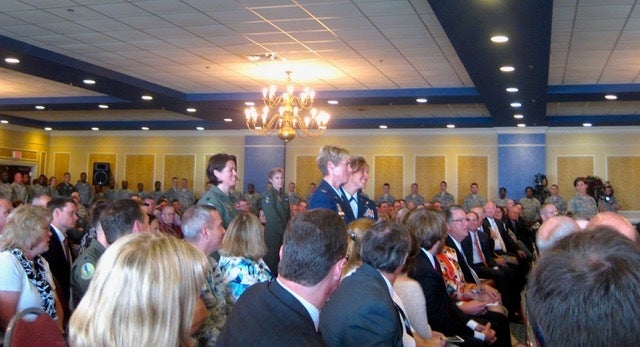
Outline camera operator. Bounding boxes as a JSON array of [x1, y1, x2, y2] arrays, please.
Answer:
[[598, 185, 622, 213]]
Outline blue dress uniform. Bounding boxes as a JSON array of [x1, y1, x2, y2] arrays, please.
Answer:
[[308, 180, 350, 223], [341, 187, 378, 225]]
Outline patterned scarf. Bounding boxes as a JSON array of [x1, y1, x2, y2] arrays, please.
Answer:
[[9, 248, 58, 319]]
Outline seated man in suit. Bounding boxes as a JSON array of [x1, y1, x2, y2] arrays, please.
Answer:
[[407, 208, 497, 347], [216, 208, 348, 346], [527, 227, 640, 346], [320, 220, 409, 347]]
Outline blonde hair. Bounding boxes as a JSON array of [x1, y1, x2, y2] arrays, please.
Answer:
[[316, 145, 349, 176], [343, 218, 376, 276], [0, 205, 51, 251], [219, 212, 266, 261], [69, 232, 207, 347]]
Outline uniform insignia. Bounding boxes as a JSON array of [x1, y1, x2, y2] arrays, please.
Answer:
[[80, 263, 95, 280], [336, 203, 345, 217], [264, 196, 271, 205]]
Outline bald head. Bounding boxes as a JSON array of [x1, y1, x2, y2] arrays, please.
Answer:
[[587, 212, 638, 242], [536, 216, 580, 254], [540, 203, 558, 222]]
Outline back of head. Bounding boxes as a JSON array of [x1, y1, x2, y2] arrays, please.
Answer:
[[69, 232, 208, 347], [47, 196, 74, 214], [536, 216, 580, 254], [406, 207, 447, 250], [99, 199, 144, 244], [360, 220, 410, 273], [344, 218, 376, 272], [587, 211, 638, 242], [527, 227, 640, 346], [279, 208, 348, 286], [181, 205, 216, 243], [219, 212, 266, 260]]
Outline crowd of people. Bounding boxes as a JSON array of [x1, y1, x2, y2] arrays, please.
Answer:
[[0, 146, 638, 347]]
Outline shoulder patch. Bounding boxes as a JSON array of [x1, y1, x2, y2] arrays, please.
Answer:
[[80, 263, 95, 280]]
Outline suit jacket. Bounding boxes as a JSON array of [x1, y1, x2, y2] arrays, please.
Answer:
[[507, 216, 533, 253], [320, 263, 403, 347], [445, 236, 478, 285], [308, 180, 350, 222], [216, 280, 325, 346], [408, 250, 479, 341], [461, 230, 497, 268], [482, 218, 521, 255], [42, 226, 71, 302]]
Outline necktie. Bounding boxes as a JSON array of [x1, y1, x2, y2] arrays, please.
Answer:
[[63, 236, 72, 264], [349, 196, 358, 218], [393, 301, 413, 337], [472, 232, 487, 266]]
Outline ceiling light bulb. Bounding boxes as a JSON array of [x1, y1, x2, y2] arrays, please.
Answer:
[[44, 127, 52, 131], [91, 127, 100, 131], [582, 123, 592, 127], [5, 57, 20, 64], [328, 100, 339, 105], [491, 35, 509, 43], [510, 102, 522, 107], [196, 127, 205, 131], [416, 98, 428, 103], [98, 104, 109, 109], [224, 118, 232, 122], [446, 124, 455, 128], [506, 87, 518, 93], [244, 102, 254, 106], [186, 108, 197, 112], [604, 94, 617, 100], [141, 127, 149, 130], [141, 95, 153, 101], [0, 120, 8, 124], [517, 123, 526, 127], [513, 114, 524, 119], [83, 79, 96, 85], [500, 66, 515, 72], [35, 105, 45, 110], [379, 125, 388, 129]]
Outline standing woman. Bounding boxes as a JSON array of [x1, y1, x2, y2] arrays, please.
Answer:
[[0, 205, 61, 334], [198, 153, 239, 229], [260, 167, 290, 276]]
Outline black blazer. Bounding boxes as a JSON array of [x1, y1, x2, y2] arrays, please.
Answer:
[[482, 218, 522, 255], [320, 263, 403, 347], [42, 226, 71, 303], [216, 280, 325, 346]]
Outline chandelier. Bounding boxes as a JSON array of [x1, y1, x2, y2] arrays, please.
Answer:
[[245, 71, 330, 142]]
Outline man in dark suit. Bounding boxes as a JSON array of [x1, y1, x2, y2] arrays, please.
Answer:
[[216, 208, 348, 346], [308, 145, 352, 222], [339, 156, 377, 224], [320, 221, 408, 346], [42, 196, 78, 325], [407, 208, 496, 347]]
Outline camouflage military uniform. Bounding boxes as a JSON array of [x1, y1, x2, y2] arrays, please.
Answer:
[[195, 257, 229, 347], [568, 193, 598, 220]]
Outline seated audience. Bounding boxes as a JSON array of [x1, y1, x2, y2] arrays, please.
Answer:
[[0, 205, 60, 334], [69, 232, 208, 347], [527, 228, 640, 346], [182, 205, 228, 346], [218, 212, 273, 306], [216, 209, 348, 346], [158, 205, 183, 239]]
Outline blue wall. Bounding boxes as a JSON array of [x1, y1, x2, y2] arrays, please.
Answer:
[[497, 133, 546, 202], [243, 136, 285, 193]]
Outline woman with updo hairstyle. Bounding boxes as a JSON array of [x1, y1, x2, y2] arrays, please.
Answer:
[[260, 167, 290, 277], [197, 153, 239, 228], [218, 212, 273, 309], [342, 217, 376, 277], [69, 232, 208, 347], [0, 205, 59, 333]]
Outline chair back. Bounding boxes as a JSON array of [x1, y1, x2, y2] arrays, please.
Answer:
[[3, 307, 67, 347]]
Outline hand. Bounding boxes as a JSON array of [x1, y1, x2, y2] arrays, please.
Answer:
[[517, 250, 527, 259], [459, 300, 487, 315], [479, 323, 497, 344], [494, 256, 506, 266]]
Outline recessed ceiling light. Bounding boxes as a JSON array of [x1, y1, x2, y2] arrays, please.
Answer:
[[195, 127, 205, 131], [506, 87, 518, 93], [491, 35, 509, 43], [513, 114, 524, 119], [91, 127, 100, 131], [35, 105, 45, 110], [604, 94, 617, 100], [141, 95, 153, 101], [510, 102, 522, 107], [98, 104, 109, 109], [141, 126, 149, 131], [416, 98, 428, 103], [446, 124, 455, 128], [328, 100, 339, 105], [582, 123, 592, 127], [44, 127, 52, 131], [379, 125, 388, 129], [517, 123, 526, 128], [224, 118, 232, 122], [5, 57, 20, 64], [244, 102, 255, 106], [83, 79, 96, 85], [500, 66, 515, 72], [186, 107, 197, 113], [1, 120, 8, 124]]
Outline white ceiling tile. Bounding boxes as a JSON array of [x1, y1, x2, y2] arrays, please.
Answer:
[[75, 18, 132, 31], [134, 1, 200, 15], [577, 5, 633, 20], [88, 2, 151, 18]]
